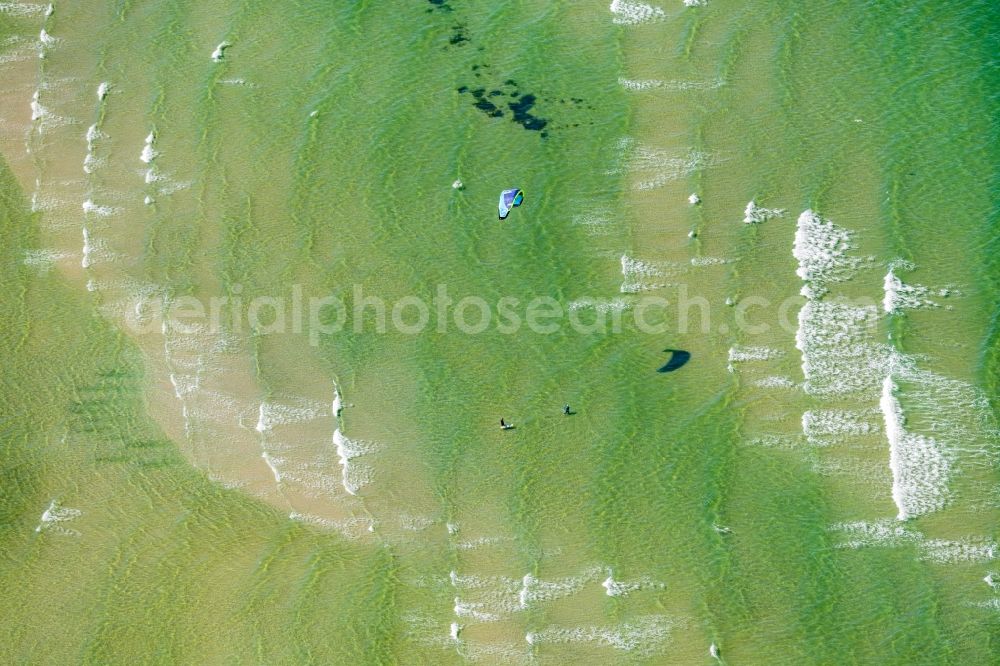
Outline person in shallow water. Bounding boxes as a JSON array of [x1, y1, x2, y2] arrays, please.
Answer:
[[563, 404, 571, 415], [500, 418, 513, 430]]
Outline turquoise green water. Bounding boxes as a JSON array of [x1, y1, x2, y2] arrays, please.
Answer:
[[1, 0, 998, 662]]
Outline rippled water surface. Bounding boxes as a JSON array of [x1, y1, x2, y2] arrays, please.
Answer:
[[1, 0, 998, 662]]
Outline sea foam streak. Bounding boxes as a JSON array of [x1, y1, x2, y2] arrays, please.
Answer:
[[211, 41, 230, 62], [743, 200, 784, 224], [881, 376, 950, 520], [792, 210, 996, 521], [610, 0, 665, 24], [528, 615, 675, 655], [793, 210, 863, 299], [883, 265, 947, 314], [140, 131, 158, 163], [35, 499, 82, 534], [331, 381, 376, 495], [831, 520, 995, 563]]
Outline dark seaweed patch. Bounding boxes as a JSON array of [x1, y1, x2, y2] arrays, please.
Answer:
[[457, 75, 557, 135], [458, 86, 504, 118], [448, 24, 469, 46], [473, 98, 504, 117], [427, 0, 452, 11], [508, 94, 547, 132]]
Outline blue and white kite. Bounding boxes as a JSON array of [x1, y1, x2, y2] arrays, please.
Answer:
[[498, 188, 524, 220]]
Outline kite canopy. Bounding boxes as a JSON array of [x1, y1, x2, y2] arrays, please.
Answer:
[[498, 188, 524, 220]]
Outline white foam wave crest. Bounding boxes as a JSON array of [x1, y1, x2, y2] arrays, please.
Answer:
[[795, 300, 886, 395], [743, 199, 784, 224], [610, 0, 666, 24], [791, 210, 975, 520], [169, 372, 200, 400], [333, 428, 375, 495], [690, 256, 729, 267], [289, 511, 372, 539], [211, 41, 230, 62], [0, 3, 49, 17], [261, 451, 282, 483], [744, 435, 802, 449], [602, 570, 666, 597], [35, 499, 82, 534], [453, 597, 505, 623], [449, 570, 515, 590], [794, 210, 866, 299], [568, 297, 632, 313], [754, 376, 798, 389], [23, 248, 69, 274], [802, 409, 878, 445], [920, 539, 996, 564], [883, 266, 949, 314], [86, 124, 103, 149], [831, 520, 996, 563], [728, 346, 784, 363], [254, 400, 324, 433], [527, 615, 675, 655], [81, 228, 93, 268], [83, 199, 118, 217], [520, 568, 605, 608], [140, 131, 158, 163], [620, 254, 685, 293], [0, 36, 36, 64], [631, 148, 712, 191], [30, 89, 48, 121], [83, 153, 103, 174], [331, 382, 377, 496], [571, 207, 612, 235], [795, 300, 886, 396], [97, 81, 109, 101], [618, 77, 722, 91], [455, 536, 509, 550], [881, 376, 951, 520], [399, 514, 435, 532]]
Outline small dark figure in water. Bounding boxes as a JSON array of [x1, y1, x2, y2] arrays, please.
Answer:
[[500, 418, 512, 430], [563, 404, 571, 415]]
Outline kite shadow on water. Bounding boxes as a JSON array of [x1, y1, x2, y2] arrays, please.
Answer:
[[657, 349, 691, 373]]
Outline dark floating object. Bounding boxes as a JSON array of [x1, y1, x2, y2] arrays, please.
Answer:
[[466, 88, 503, 117], [456, 76, 552, 135], [474, 98, 503, 117], [657, 349, 691, 373], [449, 26, 469, 46], [508, 94, 547, 132]]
